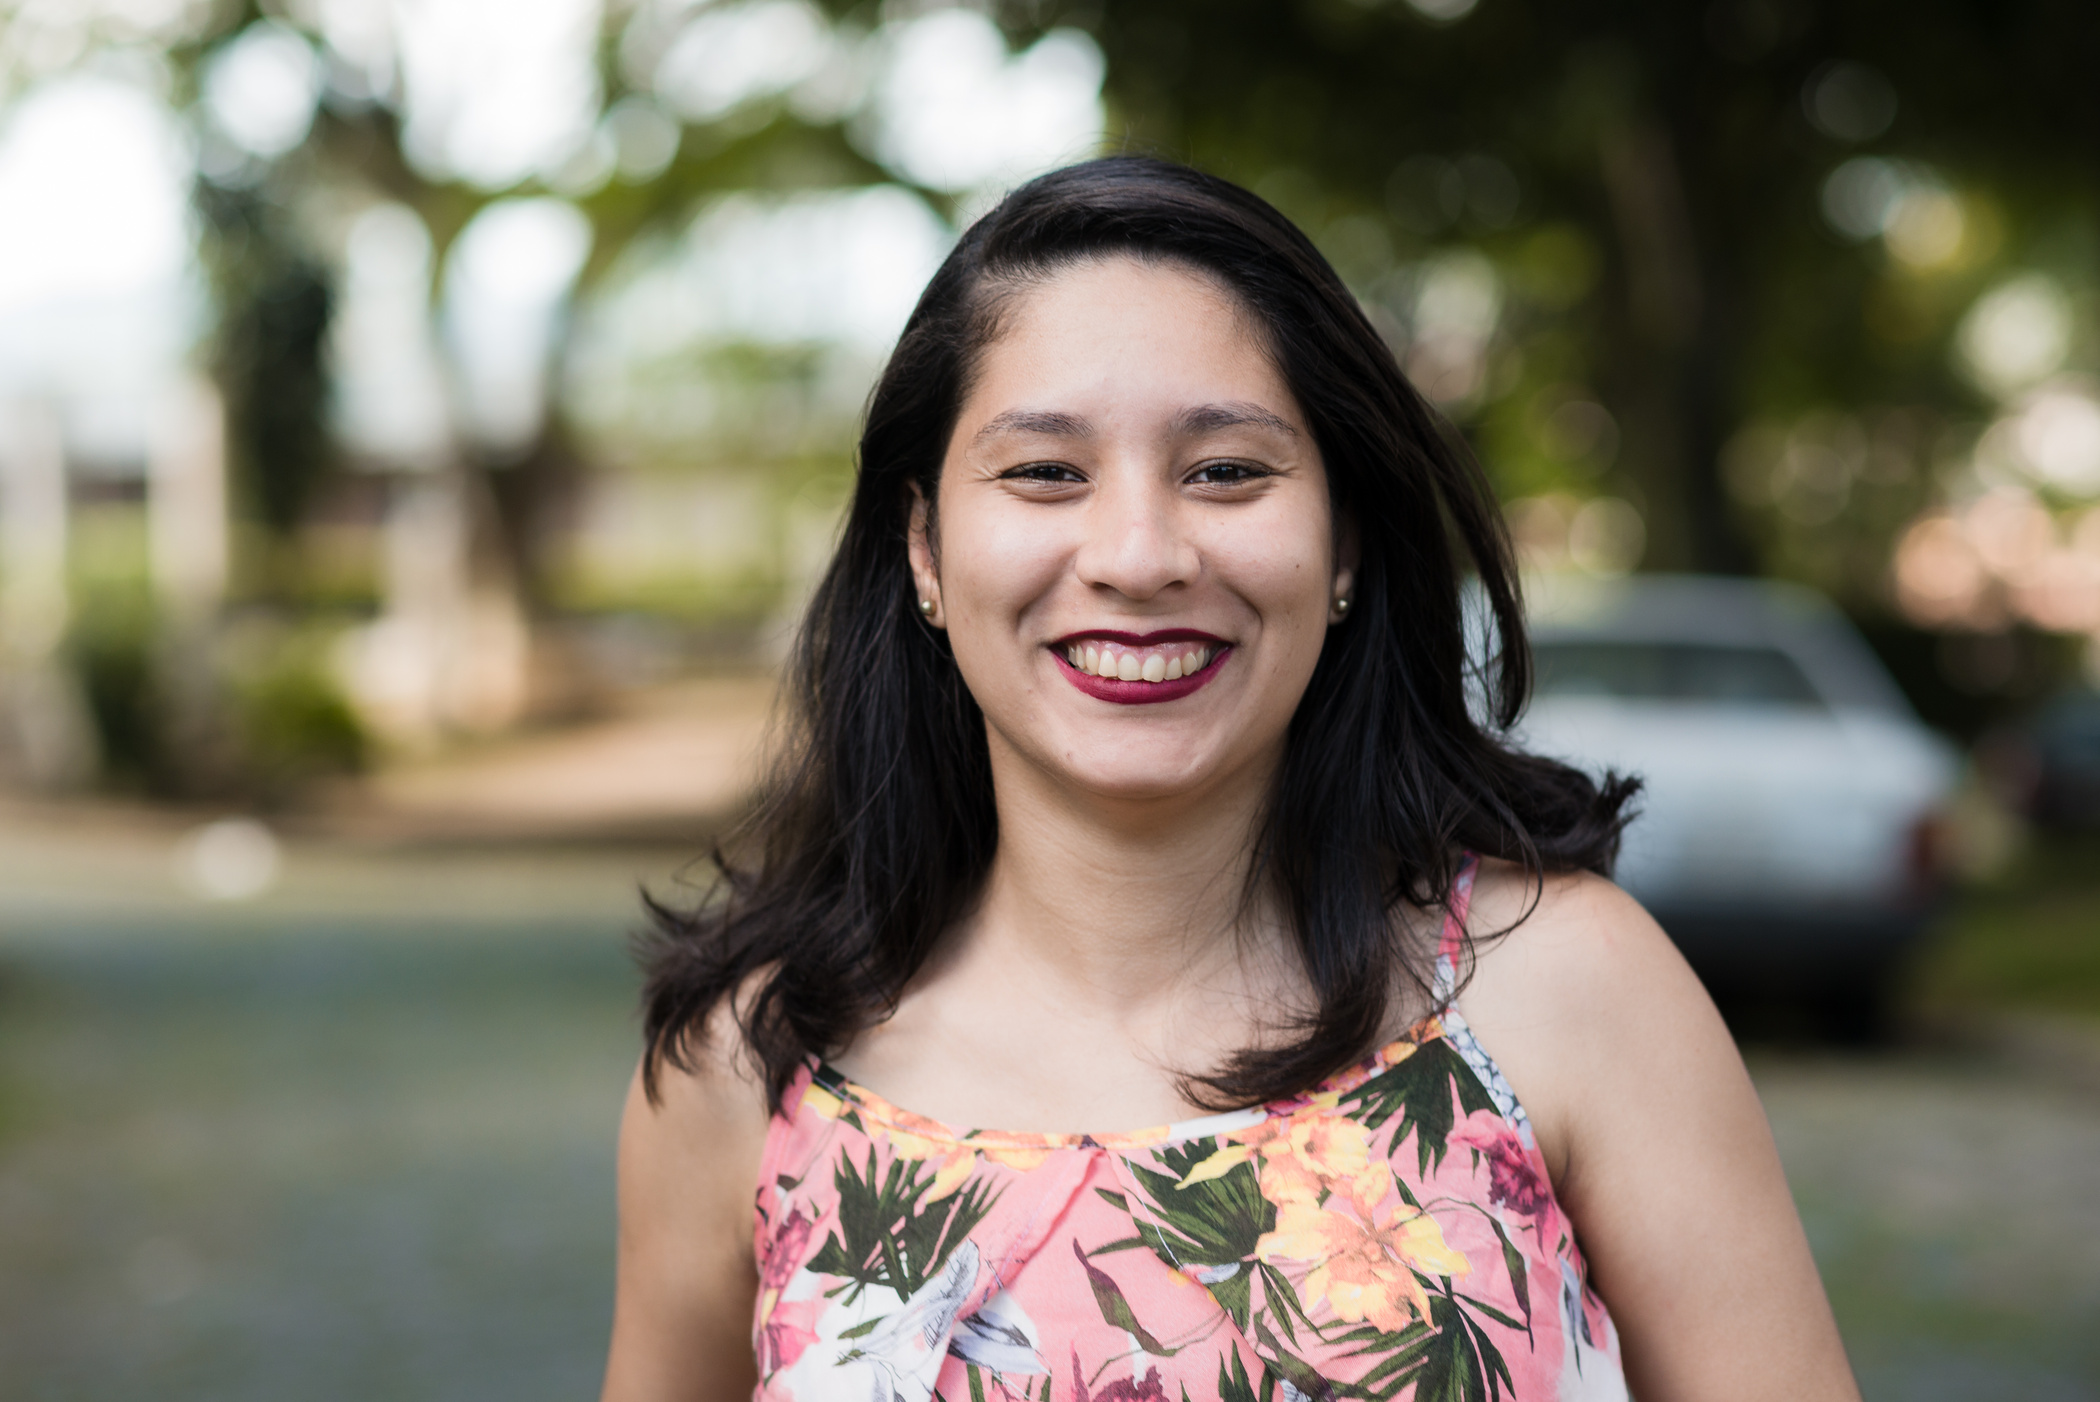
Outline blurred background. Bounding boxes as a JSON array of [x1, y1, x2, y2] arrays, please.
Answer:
[[0, 0, 2097, 1397]]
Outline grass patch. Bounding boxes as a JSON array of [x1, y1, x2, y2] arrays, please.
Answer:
[[1909, 831, 2100, 1017]]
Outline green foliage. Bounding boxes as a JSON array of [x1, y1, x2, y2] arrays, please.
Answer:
[[1123, 1140, 1278, 1271], [1073, 1239, 1179, 1355], [1910, 830, 2100, 1016], [1216, 1346, 1265, 1402], [1095, 0, 2100, 605], [68, 587, 165, 793], [805, 1146, 999, 1303], [1341, 1042, 1498, 1179], [1249, 1313, 1335, 1400], [1488, 1218, 1530, 1333], [64, 598, 366, 800], [224, 621, 368, 793], [1407, 1289, 1514, 1402], [196, 180, 337, 544]]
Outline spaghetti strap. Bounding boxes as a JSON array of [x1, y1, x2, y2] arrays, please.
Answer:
[[1431, 852, 1479, 1007]]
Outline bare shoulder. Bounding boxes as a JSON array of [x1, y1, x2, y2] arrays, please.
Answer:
[[1463, 856, 1697, 1014], [626, 982, 777, 1191], [1454, 859, 1859, 1401], [1455, 856, 1727, 1178], [601, 982, 774, 1402]]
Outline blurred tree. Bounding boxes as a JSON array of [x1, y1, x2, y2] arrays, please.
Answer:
[[172, 1, 890, 610], [152, 0, 911, 750], [1086, 0, 2100, 596], [141, 0, 2098, 748], [193, 179, 334, 575]]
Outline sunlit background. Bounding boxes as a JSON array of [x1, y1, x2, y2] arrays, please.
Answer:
[[1, 1, 2098, 1398]]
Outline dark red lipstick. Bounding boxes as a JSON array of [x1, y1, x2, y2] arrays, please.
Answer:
[[1050, 630, 1231, 705]]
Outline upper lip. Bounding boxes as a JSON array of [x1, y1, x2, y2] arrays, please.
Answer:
[[1049, 628, 1228, 646]]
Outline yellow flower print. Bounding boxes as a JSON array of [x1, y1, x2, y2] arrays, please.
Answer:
[[1255, 1197, 1470, 1334], [1179, 1105, 1386, 1212], [978, 1142, 1054, 1173], [878, 1111, 979, 1201], [1176, 1141, 1256, 1188], [1177, 1039, 1424, 1204], [1257, 1113, 1388, 1214], [802, 1083, 846, 1120], [864, 1113, 1063, 1198]]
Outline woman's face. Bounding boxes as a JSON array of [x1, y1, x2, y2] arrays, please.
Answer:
[[911, 254, 1353, 806]]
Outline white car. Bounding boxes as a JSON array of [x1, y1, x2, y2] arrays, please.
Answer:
[[1511, 574, 1960, 1030]]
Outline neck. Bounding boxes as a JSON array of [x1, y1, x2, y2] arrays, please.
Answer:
[[952, 730, 1293, 1017]]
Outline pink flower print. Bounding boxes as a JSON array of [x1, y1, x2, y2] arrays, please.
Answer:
[[756, 1207, 821, 1375], [1449, 1109, 1550, 1216], [757, 1296, 823, 1376], [1071, 1347, 1169, 1401], [761, 1207, 812, 1293]]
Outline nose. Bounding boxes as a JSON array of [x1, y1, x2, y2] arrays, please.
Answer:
[[1071, 467, 1198, 601]]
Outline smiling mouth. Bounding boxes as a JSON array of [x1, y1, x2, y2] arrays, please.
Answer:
[[1057, 637, 1222, 684]]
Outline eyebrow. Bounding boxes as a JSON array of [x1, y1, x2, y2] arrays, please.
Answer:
[[971, 401, 1299, 445], [972, 409, 1091, 444], [1174, 402, 1300, 438]]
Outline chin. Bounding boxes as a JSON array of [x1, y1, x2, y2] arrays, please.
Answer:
[[1071, 768, 1208, 802], [1050, 736, 1226, 803]]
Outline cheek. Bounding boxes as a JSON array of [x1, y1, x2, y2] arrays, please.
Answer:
[[1207, 515, 1334, 615], [938, 502, 1069, 623]]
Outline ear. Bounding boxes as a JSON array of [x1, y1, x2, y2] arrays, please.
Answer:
[[906, 482, 943, 627], [1330, 512, 1360, 622]]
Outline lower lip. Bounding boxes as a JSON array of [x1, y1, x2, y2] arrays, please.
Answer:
[[1052, 647, 1231, 705]]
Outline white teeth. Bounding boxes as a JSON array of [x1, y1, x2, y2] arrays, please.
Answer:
[[1065, 641, 1221, 683]]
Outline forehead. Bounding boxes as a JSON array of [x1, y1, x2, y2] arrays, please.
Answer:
[[962, 255, 1291, 415]]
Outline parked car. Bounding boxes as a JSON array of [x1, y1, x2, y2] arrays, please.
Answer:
[[1510, 574, 1961, 1032], [1989, 688, 2100, 829]]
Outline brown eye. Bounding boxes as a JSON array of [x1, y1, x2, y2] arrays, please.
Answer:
[[1188, 459, 1269, 486], [1003, 462, 1085, 483]]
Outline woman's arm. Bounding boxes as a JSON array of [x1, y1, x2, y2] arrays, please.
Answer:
[[1462, 866, 1860, 1402], [601, 1009, 773, 1402]]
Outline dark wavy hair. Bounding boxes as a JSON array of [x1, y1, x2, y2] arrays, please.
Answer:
[[641, 156, 1635, 1112]]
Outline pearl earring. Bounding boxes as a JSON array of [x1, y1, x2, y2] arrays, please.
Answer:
[[1333, 596, 1351, 617], [918, 598, 935, 616]]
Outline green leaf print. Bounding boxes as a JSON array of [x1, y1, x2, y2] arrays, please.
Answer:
[[1344, 1324, 1437, 1399], [1340, 1040, 1498, 1179], [1393, 1288, 1515, 1402], [1215, 1347, 1262, 1402], [1072, 1240, 1179, 1356], [1488, 1218, 1531, 1333], [1205, 1266, 1254, 1333], [1318, 1270, 1528, 1402], [804, 1145, 999, 1301], [1125, 1140, 1277, 1268], [1255, 1262, 1307, 1343], [1251, 1314, 1337, 1402]]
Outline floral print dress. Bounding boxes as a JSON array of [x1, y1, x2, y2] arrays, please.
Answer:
[[750, 861, 1628, 1401]]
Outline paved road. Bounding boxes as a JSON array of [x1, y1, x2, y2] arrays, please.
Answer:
[[1, 822, 2095, 1400], [1758, 1042, 2100, 1399]]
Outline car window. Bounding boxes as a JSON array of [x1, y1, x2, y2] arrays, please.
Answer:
[[1532, 641, 1826, 707]]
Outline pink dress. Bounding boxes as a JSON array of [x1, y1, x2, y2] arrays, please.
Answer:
[[750, 861, 1628, 1400]]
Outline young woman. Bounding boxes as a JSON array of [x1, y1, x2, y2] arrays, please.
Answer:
[[602, 158, 1858, 1402]]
